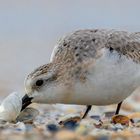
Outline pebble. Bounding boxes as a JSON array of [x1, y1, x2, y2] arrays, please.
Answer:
[[14, 122, 26, 132], [112, 115, 130, 126], [103, 111, 115, 119], [16, 107, 39, 123], [58, 114, 81, 130], [58, 113, 81, 125], [46, 124, 59, 132], [113, 124, 124, 131], [62, 120, 79, 130], [90, 115, 101, 121]]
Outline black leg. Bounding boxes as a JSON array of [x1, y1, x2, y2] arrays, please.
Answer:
[[115, 101, 123, 115], [82, 105, 92, 119]]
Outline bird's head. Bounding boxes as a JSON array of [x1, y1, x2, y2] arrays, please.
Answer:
[[21, 63, 69, 111]]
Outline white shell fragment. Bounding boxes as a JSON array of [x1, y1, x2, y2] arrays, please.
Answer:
[[0, 92, 39, 123], [16, 107, 39, 123], [0, 92, 22, 122]]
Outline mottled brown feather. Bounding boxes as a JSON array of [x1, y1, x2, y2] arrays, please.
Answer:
[[29, 29, 140, 80]]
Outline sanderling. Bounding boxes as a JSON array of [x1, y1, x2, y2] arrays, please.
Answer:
[[22, 29, 140, 118]]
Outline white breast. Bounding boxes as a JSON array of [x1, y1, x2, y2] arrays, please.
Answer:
[[71, 48, 140, 105]]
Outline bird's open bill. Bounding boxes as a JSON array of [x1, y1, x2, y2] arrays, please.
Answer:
[[21, 94, 33, 111]]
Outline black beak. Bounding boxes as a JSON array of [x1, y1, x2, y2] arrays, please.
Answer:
[[21, 94, 33, 111]]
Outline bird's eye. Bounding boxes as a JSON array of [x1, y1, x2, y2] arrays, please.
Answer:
[[36, 79, 44, 87]]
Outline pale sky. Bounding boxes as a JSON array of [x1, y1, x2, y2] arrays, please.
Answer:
[[0, 0, 140, 96]]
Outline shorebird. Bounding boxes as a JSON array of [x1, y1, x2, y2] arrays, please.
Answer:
[[22, 29, 140, 118]]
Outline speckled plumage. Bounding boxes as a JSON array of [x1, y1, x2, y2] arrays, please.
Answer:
[[29, 29, 140, 82], [25, 29, 140, 106], [51, 29, 140, 63]]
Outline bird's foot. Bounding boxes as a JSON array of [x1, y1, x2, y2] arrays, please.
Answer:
[[81, 105, 92, 119]]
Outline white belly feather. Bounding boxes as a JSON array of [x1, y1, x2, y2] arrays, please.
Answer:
[[72, 48, 140, 105]]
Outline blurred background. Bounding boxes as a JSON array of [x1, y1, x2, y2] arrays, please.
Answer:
[[0, 0, 140, 97]]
